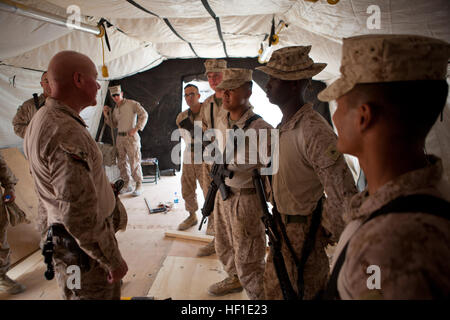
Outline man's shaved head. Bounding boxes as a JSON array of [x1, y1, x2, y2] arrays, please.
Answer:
[[48, 51, 96, 88], [47, 50, 100, 112]]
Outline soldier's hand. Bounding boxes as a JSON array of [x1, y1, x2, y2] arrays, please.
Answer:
[[103, 106, 110, 116], [128, 128, 138, 137], [3, 190, 15, 203], [107, 258, 128, 283]]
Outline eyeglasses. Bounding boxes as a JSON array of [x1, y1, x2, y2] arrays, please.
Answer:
[[184, 93, 196, 98], [112, 94, 120, 97]]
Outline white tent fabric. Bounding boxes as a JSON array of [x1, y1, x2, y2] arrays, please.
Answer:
[[0, 0, 449, 180]]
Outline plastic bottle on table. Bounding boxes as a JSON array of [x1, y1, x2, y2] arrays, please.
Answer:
[[174, 192, 179, 208]]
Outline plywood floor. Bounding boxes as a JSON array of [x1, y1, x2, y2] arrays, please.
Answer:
[[148, 256, 248, 300], [0, 173, 242, 300]]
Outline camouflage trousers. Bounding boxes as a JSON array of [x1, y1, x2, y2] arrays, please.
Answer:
[[117, 135, 143, 186], [0, 193, 10, 276], [52, 218, 121, 300], [214, 189, 266, 300], [202, 163, 214, 236], [181, 161, 208, 214], [264, 214, 330, 300]]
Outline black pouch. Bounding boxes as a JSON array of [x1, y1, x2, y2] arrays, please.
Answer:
[[51, 224, 91, 272]]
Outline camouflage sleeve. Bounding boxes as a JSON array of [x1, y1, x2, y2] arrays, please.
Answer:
[[134, 102, 148, 131], [0, 154, 17, 191], [12, 99, 35, 139], [305, 126, 357, 242], [47, 143, 123, 271]]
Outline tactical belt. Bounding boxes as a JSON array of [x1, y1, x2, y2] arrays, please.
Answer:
[[281, 214, 307, 225], [230, 187, 256, 195], [118, 132, 128, 136]]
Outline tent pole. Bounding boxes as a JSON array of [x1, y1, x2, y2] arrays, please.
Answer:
[[0, 0, 100, 36]]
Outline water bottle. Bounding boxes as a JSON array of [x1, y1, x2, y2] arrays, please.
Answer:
[[174, 192, 179, 208]]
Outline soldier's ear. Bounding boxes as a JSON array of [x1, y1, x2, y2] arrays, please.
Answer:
[[357, 103, 375, 132], [73, 72, 82, 88]]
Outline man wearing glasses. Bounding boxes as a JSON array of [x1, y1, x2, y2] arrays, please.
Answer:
[[175, 84, 208, 230], [103, 85, 148, 196], [12, 71, 51, 138]]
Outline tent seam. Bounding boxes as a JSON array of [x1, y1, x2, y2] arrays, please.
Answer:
[[125, 0, 199, 57], [200, 0, 229, 58]]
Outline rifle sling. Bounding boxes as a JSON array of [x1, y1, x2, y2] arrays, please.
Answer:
[[210, 102, 214, 129], [267, 174, 324, 299], [33, 93, 44, 110]]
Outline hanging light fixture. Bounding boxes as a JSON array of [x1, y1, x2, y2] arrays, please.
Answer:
[[258, 19, 288, 64]]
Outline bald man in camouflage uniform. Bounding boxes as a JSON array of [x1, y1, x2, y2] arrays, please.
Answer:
[[176, 84, 209, 230], [12, 71, 51, 138], [103, 85, 148, 196], [319, 35, 450, 299], [195, 59, 228, 257], [24, 51, 128, 300], [0, 154, 26, 295], [207, 68, 273, 300], [257, 46, 357, 300]]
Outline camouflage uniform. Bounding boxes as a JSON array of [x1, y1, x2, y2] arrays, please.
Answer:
[[176, 109, 209, 213], [24, 98, 125, 300], [317, 34, 450, 300], [0, 154, 17, 277], [213, 106, 273, 300], [334, 156, 450, 299], [264, 103, 357, 300], [200, 94, 226, 235], [104, 98, 148, 187], [12, 93, 45, 138]]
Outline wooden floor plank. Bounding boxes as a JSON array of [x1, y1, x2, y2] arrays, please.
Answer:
[[165, 230, 213, 243], [147, 256, 248, 300]]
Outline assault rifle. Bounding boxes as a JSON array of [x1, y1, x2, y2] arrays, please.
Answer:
[[252, 169, 298, 300], [198, 148, 233, 230]]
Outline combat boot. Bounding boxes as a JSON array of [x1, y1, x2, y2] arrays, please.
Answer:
[[197, 238, 215, 257], [177, 212, 198, 230], [208, 275, 243, 296], [120, 183, 133, 194], [0, 275, 26, 295], [132, 182, 142, 197]]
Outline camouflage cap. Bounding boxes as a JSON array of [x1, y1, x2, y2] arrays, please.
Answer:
[[216, 68, 253, 90], [256, 46, 326, 80], [109, 85, 121, 95], [318, 34, 450, 102], [204, 59, 227, 75]]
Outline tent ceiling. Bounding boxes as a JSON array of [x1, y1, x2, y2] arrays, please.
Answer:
[[1, 0, 448, 80], [45, 0, 296, 19]]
